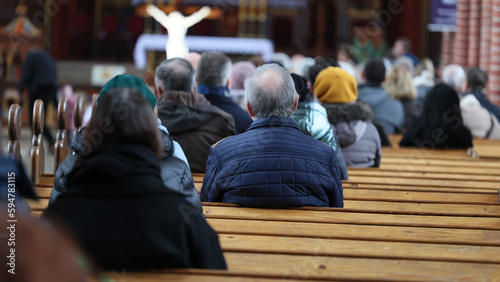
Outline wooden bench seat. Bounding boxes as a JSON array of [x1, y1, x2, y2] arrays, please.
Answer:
[[113, 254, 500, 281], [381, 157, 500, 168], [378, 164, 500, 175], [217, 233, 500, 264], [203, 206, 500, 230], [110, 270, 302, 282], [206, 218, 500, 245], [348, 168, 500, 181], [33, 185, 500, 204]]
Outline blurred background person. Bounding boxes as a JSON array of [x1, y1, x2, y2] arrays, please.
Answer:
[[383, 66, 419, 130]]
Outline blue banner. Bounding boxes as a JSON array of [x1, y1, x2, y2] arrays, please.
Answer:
[[428, 0, 457, 32]]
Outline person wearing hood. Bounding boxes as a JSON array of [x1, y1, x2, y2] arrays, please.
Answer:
[[315, 67, 381, 167], [43, 88, 226, 270], [357, 59, 404, 134], [155, 58, 236, 173], [50, 74, 201, 213], [290, 73, 349, 180]]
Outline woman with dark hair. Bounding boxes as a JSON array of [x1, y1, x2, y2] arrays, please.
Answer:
[[51, 74, 201, 213], [400, 83, 473, 149], [43, 88, 226, 271]]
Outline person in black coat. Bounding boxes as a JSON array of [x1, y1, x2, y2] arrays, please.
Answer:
[[400, 83, 473, 149], [18, 49, 58, 146], [43, 88, 226, 271]]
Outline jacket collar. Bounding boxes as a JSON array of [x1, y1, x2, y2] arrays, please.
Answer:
[[360, 81, 383, 88], [197, 84, 231, 97], [247, 116, 301, 132]]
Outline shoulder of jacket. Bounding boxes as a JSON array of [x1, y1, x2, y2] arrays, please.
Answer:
[[211, 136, 232, 148]]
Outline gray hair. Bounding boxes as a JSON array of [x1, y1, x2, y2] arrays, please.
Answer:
[[442, 64, 466, 93], [244, 64, 298, 119], [196, 52, 232, 86], [155, 58, 195, 93]]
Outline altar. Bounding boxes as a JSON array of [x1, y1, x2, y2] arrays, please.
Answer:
[[133, 34, 274, 69]]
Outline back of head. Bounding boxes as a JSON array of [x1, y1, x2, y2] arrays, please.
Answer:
[[442, 64, 466, 93], [364, 59, 386, 83], [270, 52, 292, 70], [290, 73, 312, 102], [466, 67, 488, 92], [393, 56, 414, 76], [415, 58, 435, 77], [155, 58, 195, 93], [98, 74, 157, 109], [314, 67, 358, 104], [230, 61, 256, 89], [384, 66, 416, 100], [86, 88, 161, 156], [244, 64, 297, 118], [403, 83, 463, 145], [184, 52, 201, 71], [196, 52, 232, 87], [422, 83, 461, 126], [308, 57, 340, 86]]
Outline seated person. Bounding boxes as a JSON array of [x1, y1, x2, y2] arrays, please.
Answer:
[[201, 64, 343, 208], [441, 64, 500, 140], [400, 83, 473, 149], [155, 58, 235, 173], [196, 52, 253, 133], [357, 59, 404, 134], [465, 67, 500, 122], [43, 88, 226, 270], [230, 61, 256, 110], [315, 67, 382, 168], [290, 73, 349, 180], [0, 156, 37, 213], [51, 74, 201, 213]]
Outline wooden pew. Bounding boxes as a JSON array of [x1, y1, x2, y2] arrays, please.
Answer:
[[73, 95, 84, 140], [54, 97, 69, 172], [202, 205, 500, 230], [7, 104, 22, 158], [381, 157, 500, 168], [28, 197, 500, 217], [30, 100, 45, 184], [113, 257, 500, 281], [348, 167, 500, 181]]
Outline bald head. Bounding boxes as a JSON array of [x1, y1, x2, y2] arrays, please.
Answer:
[[244, 64, 298, 119]]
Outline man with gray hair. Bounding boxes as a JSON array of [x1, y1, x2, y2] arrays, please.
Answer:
[[442, 64, 467, 94], [155, 58, 235, 173], [201, 64, 343, 208], [196, 52, 253, 133]]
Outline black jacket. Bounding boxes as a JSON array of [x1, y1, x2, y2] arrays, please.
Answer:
[[18, 50, 57, 99], [158, 91, 235, 173], [50, 128, 201, 212], [43, 144, 226, 270]]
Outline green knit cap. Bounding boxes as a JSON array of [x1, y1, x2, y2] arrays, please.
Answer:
[[98, 74, 157, 109]]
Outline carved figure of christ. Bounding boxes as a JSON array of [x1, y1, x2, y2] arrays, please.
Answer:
[[146, 4, 211, 59]]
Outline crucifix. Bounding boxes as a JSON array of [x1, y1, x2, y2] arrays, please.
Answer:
[[146, 3, 211, 59]]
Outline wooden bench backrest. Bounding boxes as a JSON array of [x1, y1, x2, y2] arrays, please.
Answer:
[[7, 103, 22, 159], [54, 97, 69, 172], [30, 100, 45, 184]]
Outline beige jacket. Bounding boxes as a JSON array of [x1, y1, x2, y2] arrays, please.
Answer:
[[460, 95, 500, 139]]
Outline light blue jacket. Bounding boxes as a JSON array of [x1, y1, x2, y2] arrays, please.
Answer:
[[292, 102, 349, 180]]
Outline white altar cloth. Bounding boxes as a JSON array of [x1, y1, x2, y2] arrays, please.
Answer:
[[134, 34, 274, 69]]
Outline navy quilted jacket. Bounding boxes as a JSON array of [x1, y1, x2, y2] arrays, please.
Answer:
[[201, 117, 344, 208]]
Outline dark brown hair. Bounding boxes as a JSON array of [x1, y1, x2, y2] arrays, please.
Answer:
[[84, 88, 161, 157]]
